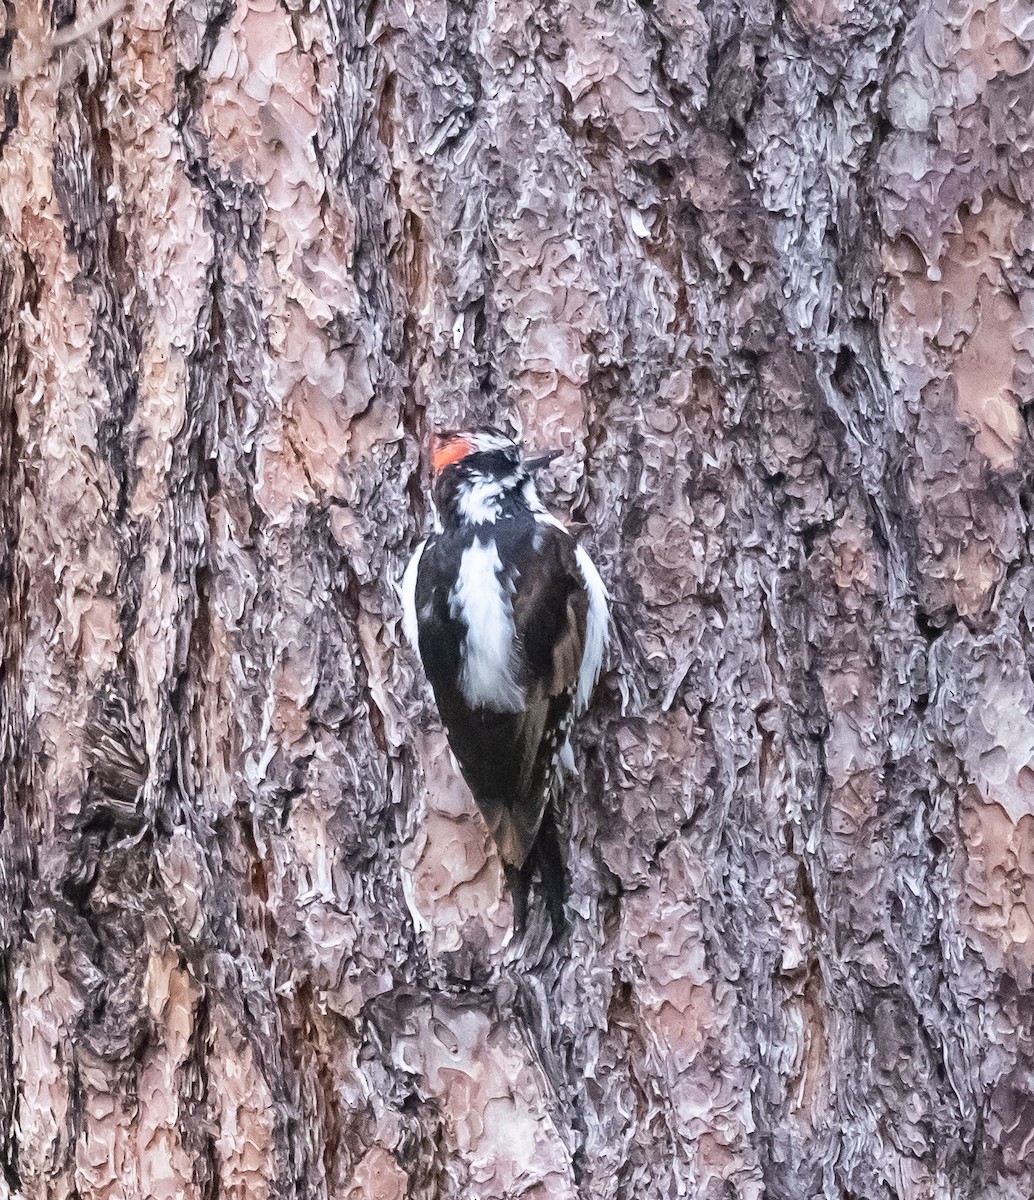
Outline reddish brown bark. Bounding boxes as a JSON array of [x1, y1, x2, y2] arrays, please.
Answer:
[[2, 0, 1034, 1197]]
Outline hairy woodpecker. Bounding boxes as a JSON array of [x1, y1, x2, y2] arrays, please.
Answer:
[[401, 427, 608, 936]]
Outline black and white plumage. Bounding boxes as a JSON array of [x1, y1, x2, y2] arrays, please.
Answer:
[[401, 427, 608, 935]]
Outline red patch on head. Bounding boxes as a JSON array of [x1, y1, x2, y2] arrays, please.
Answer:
[[431, 435, 472, 474]]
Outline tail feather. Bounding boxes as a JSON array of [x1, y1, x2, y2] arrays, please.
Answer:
[[505, 811, 568, 942], [534, 809, 568, 942], [505, 862, 532, 937]]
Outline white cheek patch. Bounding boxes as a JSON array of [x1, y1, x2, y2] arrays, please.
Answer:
[[457, 476, 504, 524], [450, 538, 525, 712]]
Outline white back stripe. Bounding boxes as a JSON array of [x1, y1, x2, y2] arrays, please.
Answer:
[[401, 538, 426, 665], [450, 538, 525, 712], [574, 544, 609, 712]]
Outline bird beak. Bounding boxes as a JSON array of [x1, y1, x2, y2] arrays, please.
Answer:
[[524, 449, 563, 472]]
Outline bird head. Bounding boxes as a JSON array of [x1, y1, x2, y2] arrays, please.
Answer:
[[430, 427, 561, 527]]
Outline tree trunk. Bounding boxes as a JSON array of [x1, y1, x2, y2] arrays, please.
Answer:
[[2, 0, 1033, 1196]]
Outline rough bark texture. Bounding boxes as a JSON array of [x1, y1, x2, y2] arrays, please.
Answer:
[[2, 0, 1034, 1196]]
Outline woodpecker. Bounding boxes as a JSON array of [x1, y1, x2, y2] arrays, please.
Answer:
[[401, 427, 608, 936]]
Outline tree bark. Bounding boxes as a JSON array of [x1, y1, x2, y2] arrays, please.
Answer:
[[2, 0, 1034, 1196]]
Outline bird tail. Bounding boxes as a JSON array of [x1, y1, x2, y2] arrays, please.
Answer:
[[506, 810, 568, 943]]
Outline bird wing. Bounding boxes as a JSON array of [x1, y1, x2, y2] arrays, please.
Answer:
[[507, 524, 588, 796]]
